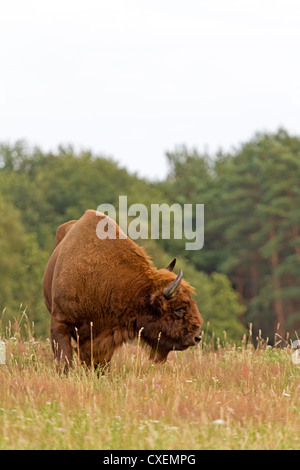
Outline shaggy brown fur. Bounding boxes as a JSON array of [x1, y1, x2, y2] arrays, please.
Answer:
[[43, 210, 203, 370]]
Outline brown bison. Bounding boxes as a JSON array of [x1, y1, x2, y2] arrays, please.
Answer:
[[43, 209, 203, 370]]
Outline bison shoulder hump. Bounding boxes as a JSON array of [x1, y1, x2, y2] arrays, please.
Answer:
[[56, 219, 78, 246]]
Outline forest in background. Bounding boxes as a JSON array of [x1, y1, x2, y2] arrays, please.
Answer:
[[0, 128, 299, 343]]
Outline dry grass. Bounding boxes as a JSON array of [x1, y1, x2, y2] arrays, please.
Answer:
[[0, 324, 299, 450]]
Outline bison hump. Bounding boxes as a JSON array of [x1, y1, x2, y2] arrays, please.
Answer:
[[56, 219, 78, 246]]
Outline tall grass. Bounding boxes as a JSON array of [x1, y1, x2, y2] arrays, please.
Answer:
[[0, 315, 299, 450]]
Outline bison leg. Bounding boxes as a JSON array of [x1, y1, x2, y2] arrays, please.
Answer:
[[79, 339, 113, 372], [50, 316, 72, 373]]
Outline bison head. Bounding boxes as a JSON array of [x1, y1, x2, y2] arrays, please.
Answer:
[[137, 259, 203, 363]]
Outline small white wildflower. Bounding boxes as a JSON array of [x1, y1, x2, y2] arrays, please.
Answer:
[[56, 427, 67, 433], [211, 419, 226, 425]]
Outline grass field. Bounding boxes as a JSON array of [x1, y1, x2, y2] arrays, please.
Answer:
[[0, 320, 299, 450]]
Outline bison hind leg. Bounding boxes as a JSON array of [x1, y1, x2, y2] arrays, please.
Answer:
[[50, 316, 73, 373]]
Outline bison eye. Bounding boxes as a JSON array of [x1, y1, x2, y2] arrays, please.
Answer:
[[173, 308, 186, 319]]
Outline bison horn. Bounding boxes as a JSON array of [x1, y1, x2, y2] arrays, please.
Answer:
[[165, 258, 176, 272], [163, 269, 183, 299]]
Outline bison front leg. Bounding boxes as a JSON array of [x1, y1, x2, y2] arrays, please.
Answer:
[[50, 316, 72, 373], [79, 339, 113, 373]]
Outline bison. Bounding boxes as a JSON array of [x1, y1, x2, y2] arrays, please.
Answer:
[[43, 209, 203, 370]]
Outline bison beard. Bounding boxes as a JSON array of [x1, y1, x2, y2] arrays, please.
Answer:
[[43, 210, 203, 371]]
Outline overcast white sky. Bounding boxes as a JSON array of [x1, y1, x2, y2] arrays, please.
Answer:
[[0, 0, 300, 180]]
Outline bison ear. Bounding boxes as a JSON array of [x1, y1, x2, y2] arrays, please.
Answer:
[[149, 291, 164, 314], [165, 258, 176, 272], [163, 269, 183, 299]]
